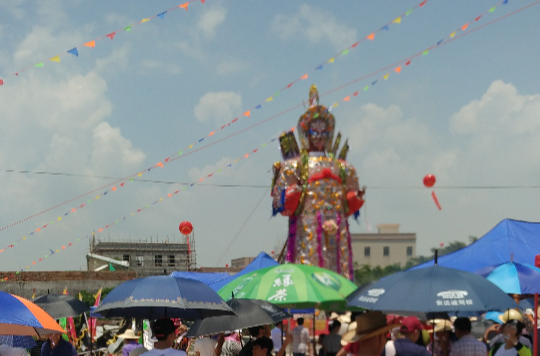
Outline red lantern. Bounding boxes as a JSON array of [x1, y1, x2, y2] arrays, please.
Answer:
[[225, 264, 229, 268], [423, 174, 436, 188], [178, 221, 193, 235]]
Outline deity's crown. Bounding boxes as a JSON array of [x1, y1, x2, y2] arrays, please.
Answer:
[[297, 85, 335, 150]]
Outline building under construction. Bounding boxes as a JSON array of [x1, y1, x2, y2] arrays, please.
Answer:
[[87, 234, 196, 277]]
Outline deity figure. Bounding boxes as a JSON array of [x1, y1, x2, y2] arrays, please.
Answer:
[[271, 85, 365, 280]]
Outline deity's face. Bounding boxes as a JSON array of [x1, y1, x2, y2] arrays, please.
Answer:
[[308, 119, 329, 152]]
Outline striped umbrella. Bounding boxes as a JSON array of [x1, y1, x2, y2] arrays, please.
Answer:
[[0, 291, 64, 336]]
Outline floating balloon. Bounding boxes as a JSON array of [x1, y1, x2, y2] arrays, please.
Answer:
[[225, 264, 229, 268], [0, 79, 4, 86], [423, 174, 436, 188], [178, 221, 193, 235]]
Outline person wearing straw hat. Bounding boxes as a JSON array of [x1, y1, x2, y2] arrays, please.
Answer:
[[427, 320, 453, 356], [489, 310, 532, 350], [336, 312, 400, 356], [118, 329, 142, 356], [489, 319, 531, 356]]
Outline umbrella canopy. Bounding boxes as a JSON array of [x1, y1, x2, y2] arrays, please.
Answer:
[[32, 294, 90, 319], [475, 262, 540, 294], [0, 291, 64, 336], [0, 335, 37, 348], [346, 265, 518, 313], [187, 299, 291, 337], [218, 264, 357, 309], [95, 275, 235, 319]]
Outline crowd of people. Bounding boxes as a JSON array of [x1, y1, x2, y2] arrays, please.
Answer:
[[0, 309, 536, 356]]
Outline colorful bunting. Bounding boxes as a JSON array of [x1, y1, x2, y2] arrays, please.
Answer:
[[157, 11, 167, 19], [67, 48, 78, 57], [180, 3, 189, 10], [141, 18, 151, 23], [50, 56, 60, 63], [461, 23, 469, 31], [84, 40, 95, 48], [394, 66, 402, 73], [300, 74, 308, 80], [243, 111, 250, 117], [328, 58, 335, 63], [106, 32, 116, 40], [34, 62, 44, 68], [124, 25, 132, 32], [367, 33, 375, 41], [393, 17, 402, 24]]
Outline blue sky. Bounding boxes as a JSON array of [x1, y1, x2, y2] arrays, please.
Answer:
[[0, 0, 539, 272]]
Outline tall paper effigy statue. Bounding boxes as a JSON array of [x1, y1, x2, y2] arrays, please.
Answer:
[[271, 85, 365, 281]]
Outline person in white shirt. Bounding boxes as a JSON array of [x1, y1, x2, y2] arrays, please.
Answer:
[[271, 322, 283, 353], [141, 319, 187, 356], [194, 336, 217, 356], [292, 318, 310, 356], [0, 344, 28, 356]]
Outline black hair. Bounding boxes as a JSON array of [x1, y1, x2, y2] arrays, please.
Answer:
[[253, 337, 274, 356], [505, 320, 525, 336], [297, 318, 305, 326], [329, 320, 341, 333], [454, 318, 472, 332], [249, 325, 265, 338]]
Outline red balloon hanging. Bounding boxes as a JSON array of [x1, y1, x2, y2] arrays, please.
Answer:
[[423, 174, 436, 188], [178, 221, 193, 235], [0, 79, 4, 86]]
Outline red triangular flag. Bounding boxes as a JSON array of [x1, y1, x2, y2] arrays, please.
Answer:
[[419, 0, 427, 6], [405, 60, 411, 66], [351, 42, 359, 48], [106, 32, 116, 40], [287, 83, 293, 88]]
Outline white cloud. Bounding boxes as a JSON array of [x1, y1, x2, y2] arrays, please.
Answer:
[[197, 4, 227, 40], [193, 91, 242, 124], [188, 157, 232, 181], [0, 0, 27, 20], [95, 45, 132, 74], [216, 58, 247, 76], [139, 58, 181, 75], [270, 4, 357, 50]]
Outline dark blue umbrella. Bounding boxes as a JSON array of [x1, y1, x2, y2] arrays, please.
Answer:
[[475, 262, 540, 294], [94, 276, 235, 319], [0, 335, 37, 348], [346, 265, 518, 312]]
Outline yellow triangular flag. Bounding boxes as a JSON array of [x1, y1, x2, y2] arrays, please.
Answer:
[[141, 18, 150, 23], [383, 73, 389, 80], [265, 97, 273, 102], [450, 31, 456, 38], [50, 56, 60, 63], [328, 58, 335, 63], [393, 17, 402, 24]]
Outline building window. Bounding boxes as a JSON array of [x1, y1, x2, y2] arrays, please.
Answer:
[[407, 246, 413, 256], [136, 255, 143, 266], [364, 247, 371, 257], [123, 254, 130, 262], [155, 255, 163, 267], [168, 255, 175, 267], [383, 246, 390, 256]]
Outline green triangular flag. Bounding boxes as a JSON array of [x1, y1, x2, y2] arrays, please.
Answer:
[[341, 49, 348, 55], [109, 263, 115, 271], [124, 25, 132, 32], [35, 62, 44, 68]]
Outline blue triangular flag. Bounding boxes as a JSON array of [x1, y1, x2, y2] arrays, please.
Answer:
[[67, 48, 79, 57], [199, 138, 204, 142], [227, 164, 232, 167], [157, 11, 167, 19], [255, 104, 261, 109], [372, 80, 378, 85], [503, 0, 508, 3], [437, 39, 444, 45], [315, 65, 323, 70], [382, 25, 389, 31]]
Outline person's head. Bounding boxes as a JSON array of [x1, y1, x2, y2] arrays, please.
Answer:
[[297, 318, 305, 326], [318, 334, 326, 345], [249, 325, 268, 338], [151, 318, 176, 347], [275, 321, 283, 330], [453, 317, 471, 339], [252, 337, 273, 356], [502, 319, 525, 344], [329, 320, 341, 334], [399, 317, 423, 343], [48, 333, 62, 345]]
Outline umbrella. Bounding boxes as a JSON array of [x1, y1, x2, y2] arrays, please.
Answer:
[[187, 299, 291, 337], [94, 275, 235, 319], [0, 335, 37, 348], [475, 261, 540, 294], [218, 264, 358, 309], [346, 265, 518, 312], [0, 291, 64, 336], [32, 294, 90, 319]]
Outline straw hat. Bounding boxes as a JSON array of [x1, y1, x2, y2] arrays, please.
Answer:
[[342, 312, 400, 344], [499, 309, 523, 323], [330, 312, 352, 324], [118, 329, 140, 340], [430, 320, 453, 334]]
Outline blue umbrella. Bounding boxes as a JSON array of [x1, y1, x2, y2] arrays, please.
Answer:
[[475, 262, 540, 294], [0, 335, 37, 348], [346, 265, 518, 312], [94, 276, 234, 319]]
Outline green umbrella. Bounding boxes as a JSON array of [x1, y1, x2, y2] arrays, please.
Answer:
[[218, 264, 359, 310]]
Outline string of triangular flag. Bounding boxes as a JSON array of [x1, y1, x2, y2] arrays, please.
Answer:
[[0, 0, 203, 85], [0, 0, 532, 242], [0, 130, 288, 279]]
